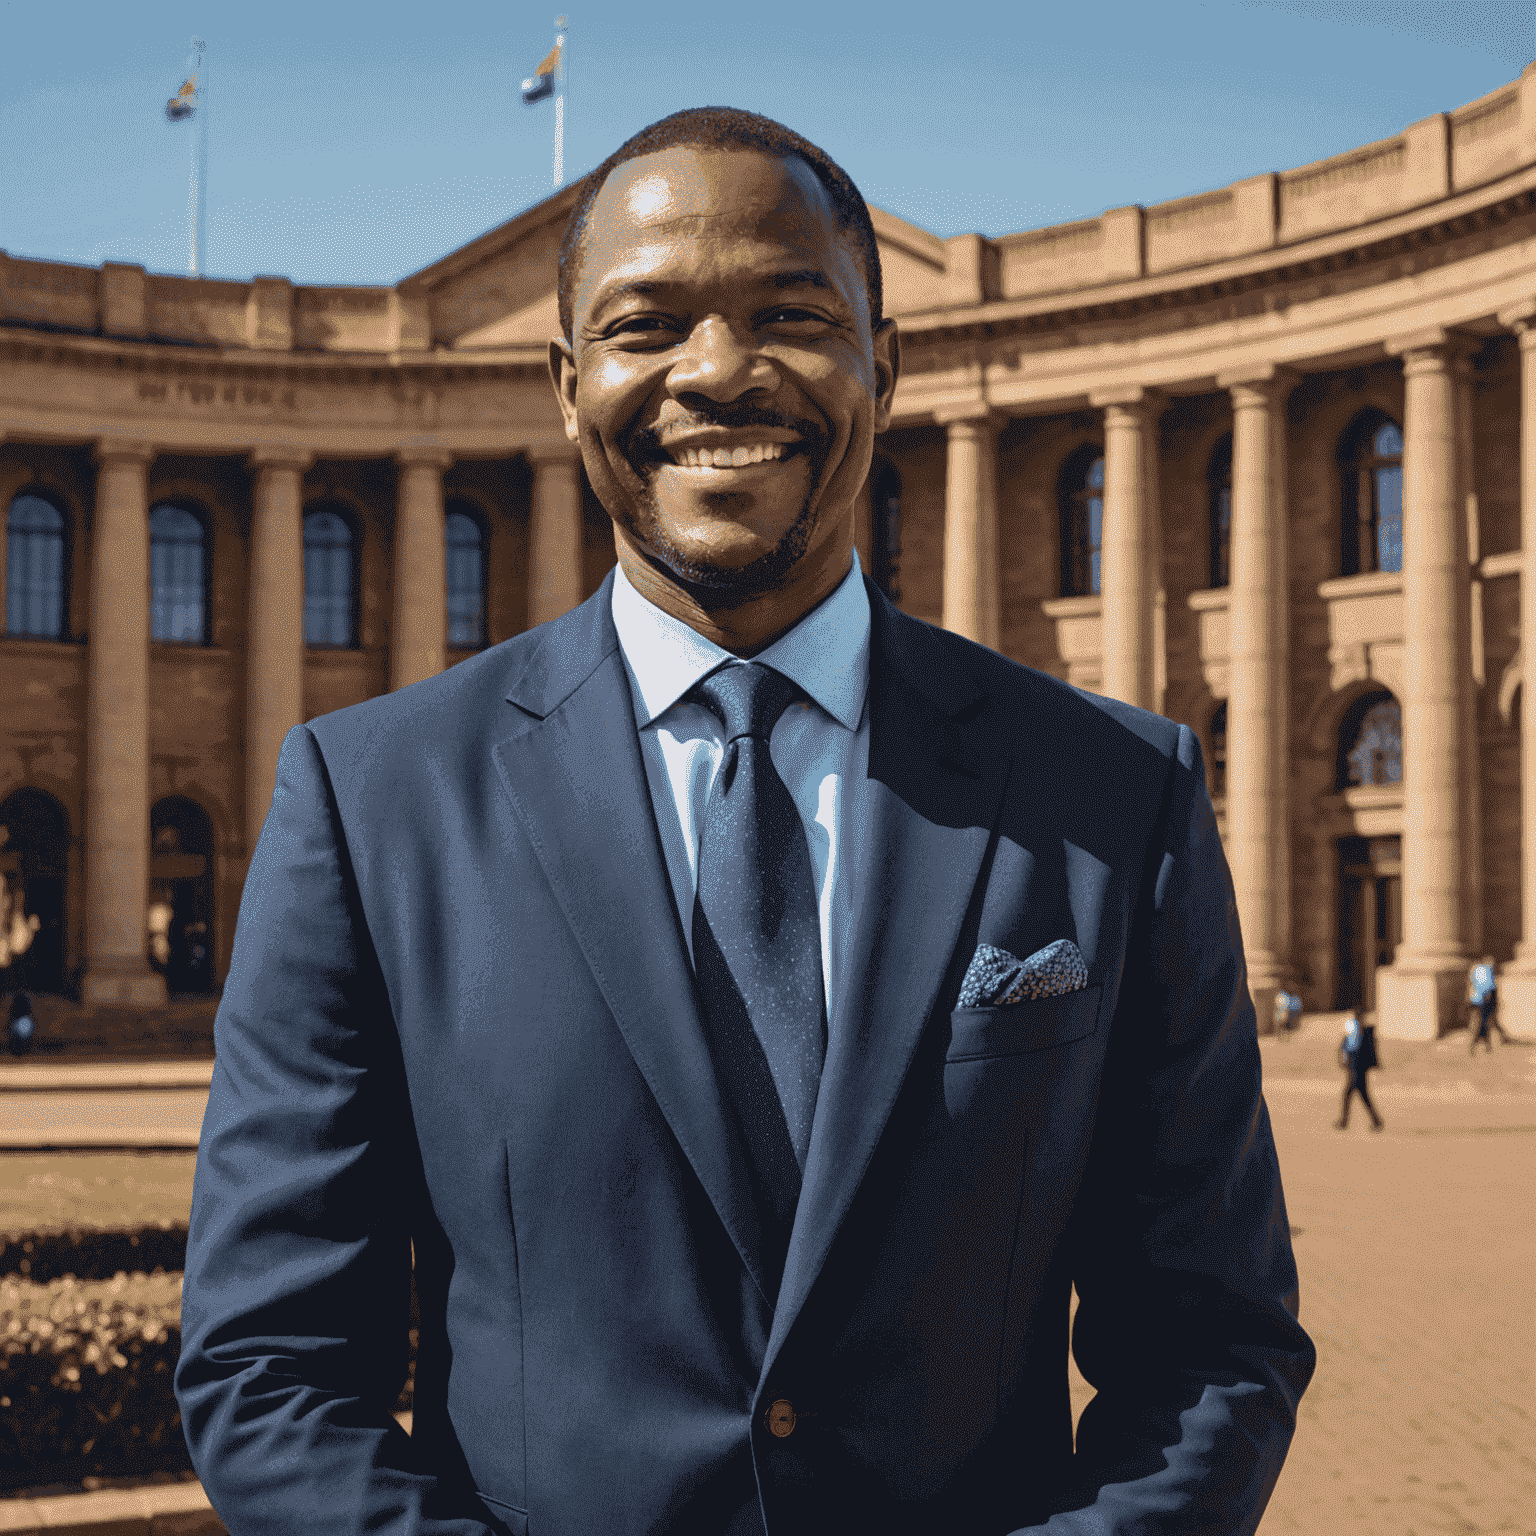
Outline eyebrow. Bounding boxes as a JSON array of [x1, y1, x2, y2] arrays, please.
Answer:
[[593, 268, 839, 307]]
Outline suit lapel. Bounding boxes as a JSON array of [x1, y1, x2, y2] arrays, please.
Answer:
[[767, 586, 1012, 1363], [491, 576, 777, 1302]]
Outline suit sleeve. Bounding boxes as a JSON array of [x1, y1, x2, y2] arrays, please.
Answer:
[[1027, 723, 1316, 1535], [174, 725, 506, 1536]]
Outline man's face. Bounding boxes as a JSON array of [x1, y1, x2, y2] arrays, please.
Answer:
[[553, 145, 898, 600]]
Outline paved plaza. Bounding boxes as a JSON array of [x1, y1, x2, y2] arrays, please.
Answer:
[[2, 1021, 1533, 1532]]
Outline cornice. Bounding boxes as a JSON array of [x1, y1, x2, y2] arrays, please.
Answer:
[[0, 327, 550, 384]]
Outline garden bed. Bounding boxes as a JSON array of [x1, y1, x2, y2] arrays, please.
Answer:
[[1, 1268, 417, 1494]]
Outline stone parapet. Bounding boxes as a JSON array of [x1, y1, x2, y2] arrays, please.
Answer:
[[99, 263, 146, 338]]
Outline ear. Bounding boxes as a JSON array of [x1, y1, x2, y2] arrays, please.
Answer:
[[548, 338, 580, 443], [871, 319, 900, 433]]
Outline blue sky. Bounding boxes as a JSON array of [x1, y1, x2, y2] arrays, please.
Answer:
[[2, 0, 1532, 287]]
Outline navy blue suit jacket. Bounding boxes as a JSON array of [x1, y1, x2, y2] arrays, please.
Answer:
[[176, 574, 1313, 1535]]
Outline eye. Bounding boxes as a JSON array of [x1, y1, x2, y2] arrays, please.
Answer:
[[762, 306, 829, 326], [605, 314, 682, 341]]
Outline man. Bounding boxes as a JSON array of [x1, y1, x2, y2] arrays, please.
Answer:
[[1335, 1012, 1383, 1131], [176, 108, 1313, 1535], [1468, 955, 1507, 1052]]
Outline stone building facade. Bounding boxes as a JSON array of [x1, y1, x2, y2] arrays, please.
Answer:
[[7, 66, 1536, 1038]]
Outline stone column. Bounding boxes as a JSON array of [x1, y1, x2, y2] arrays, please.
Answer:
[[1218, 366, 1295, 1031], [939, 409, 1001, 649], [1091, 387, 1163, 710], [527, 446, 585, 629], [1498, 306, 1536, 1027], [391, 449, 453, 691], [82, 440, 165, 1007], [1453, 353, 1484, 958], [1376, 332, 1476, 1039], [245, 449, 311, 855]]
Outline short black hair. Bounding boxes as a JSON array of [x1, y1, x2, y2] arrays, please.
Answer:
[[557, 106, 883, 344]]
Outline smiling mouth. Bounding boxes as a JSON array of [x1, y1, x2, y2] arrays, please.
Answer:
[[664, 442, 794, 469]]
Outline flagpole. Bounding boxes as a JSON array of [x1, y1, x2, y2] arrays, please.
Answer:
[[553, 16, 567, 188], [184, 37, 205, 275], [197, 43, 209, 277]]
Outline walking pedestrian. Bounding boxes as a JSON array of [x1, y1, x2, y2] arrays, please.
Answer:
[[1336, 1012, 1383, 1130], [1468, 956, 1509, 1052]]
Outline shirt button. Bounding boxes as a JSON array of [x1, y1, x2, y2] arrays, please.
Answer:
[[766, 1398, 797, 1438]]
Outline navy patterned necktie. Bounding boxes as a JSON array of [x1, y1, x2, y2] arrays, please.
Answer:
[[690, 663, 827, 1235]]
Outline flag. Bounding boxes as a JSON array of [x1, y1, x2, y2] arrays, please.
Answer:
[[165, 72, 198, 121], [521, 41, 560, 104]]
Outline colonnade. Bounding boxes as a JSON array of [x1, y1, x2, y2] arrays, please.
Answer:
[[69, 441, 584, 1006], [935, 328, 1529, 1040]]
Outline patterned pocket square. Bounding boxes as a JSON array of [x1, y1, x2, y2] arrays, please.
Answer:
[[959, 939, 1089, 1007]]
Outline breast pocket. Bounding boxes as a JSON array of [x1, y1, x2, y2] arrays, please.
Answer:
[[946, 985, 1102, 1062]]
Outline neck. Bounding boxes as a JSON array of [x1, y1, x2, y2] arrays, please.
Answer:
[[615, 525, 854, 658]]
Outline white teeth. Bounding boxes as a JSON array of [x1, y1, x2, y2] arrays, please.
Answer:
[[672, 442, 788, 467]]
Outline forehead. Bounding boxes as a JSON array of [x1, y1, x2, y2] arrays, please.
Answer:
[[578, 146, 855, 306]]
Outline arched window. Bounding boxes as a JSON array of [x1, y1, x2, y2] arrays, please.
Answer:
[[1059, 445, 1104, 598], [1209, 700, 1227, 800], [1340, 413, 1403, 576], [303, 506, 357, 647], [870, 456, 902, 603], [150, 504, 208, 644], [6, 493, 68, 639], [1207, 434, 1232, 589], [1338, 689, 1403, 788], [446, 504, 487, 649]]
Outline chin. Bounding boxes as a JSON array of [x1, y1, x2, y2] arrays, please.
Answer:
[[632, 488, 820, 602]]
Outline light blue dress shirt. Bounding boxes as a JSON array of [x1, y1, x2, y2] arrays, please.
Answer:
[[610, 553, 872, 1018]]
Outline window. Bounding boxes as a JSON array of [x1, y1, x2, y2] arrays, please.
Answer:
[[1338, 690, 1402, 788], [446, 505, 486, 649], [150, 504, 208, 644], [6, 493, 68, 639], [1209, 701, 1227, 800], [1207, 434, 1232, 589], [303, 506, 356, 647], [1059, 445, 1104, 597], [1340, 413, 1404, 576]]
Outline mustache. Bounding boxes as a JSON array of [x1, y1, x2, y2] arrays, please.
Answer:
[[627, 405, 826, 459]]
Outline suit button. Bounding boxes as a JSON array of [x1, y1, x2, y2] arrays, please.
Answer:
[[766, 1398, 797, 1438]]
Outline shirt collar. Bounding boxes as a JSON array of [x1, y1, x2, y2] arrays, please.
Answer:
[[611, 551, 871, 731]]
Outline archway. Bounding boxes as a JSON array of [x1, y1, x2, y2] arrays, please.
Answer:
[[149, 796, 216, 994], [1334, 690, 1403, 1011], [0, 787, 70, 996]]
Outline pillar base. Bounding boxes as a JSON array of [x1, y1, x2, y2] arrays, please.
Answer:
[[1493, 958, 1536, 1039], [1248, 979, 1287, 1036], [81, 962, 167, 1008], [1373, 963, 1467, 1040]]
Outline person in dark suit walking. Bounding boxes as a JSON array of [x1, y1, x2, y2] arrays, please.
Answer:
[[1336, 1013, 1384, 1130], [175, 108, 1313, 1535]]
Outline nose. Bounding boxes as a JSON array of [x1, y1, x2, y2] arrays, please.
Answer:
[[666, 315, 779, 405]]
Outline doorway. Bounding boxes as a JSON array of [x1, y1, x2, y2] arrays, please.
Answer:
[[0, 787, 70, 996], [149, 797, 216, 994], [1337, 835, 1402, 1013]]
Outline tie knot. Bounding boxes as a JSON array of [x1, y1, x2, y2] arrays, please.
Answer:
[[690, 663, 802, 742]]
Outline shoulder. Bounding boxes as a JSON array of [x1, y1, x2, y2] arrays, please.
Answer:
[[871, 592, 1191, 770], [301, 629, 545, 782]]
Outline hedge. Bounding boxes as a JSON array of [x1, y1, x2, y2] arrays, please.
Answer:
[[0, 1222, 188, 1286], [0, 1271, 417, 1493]]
